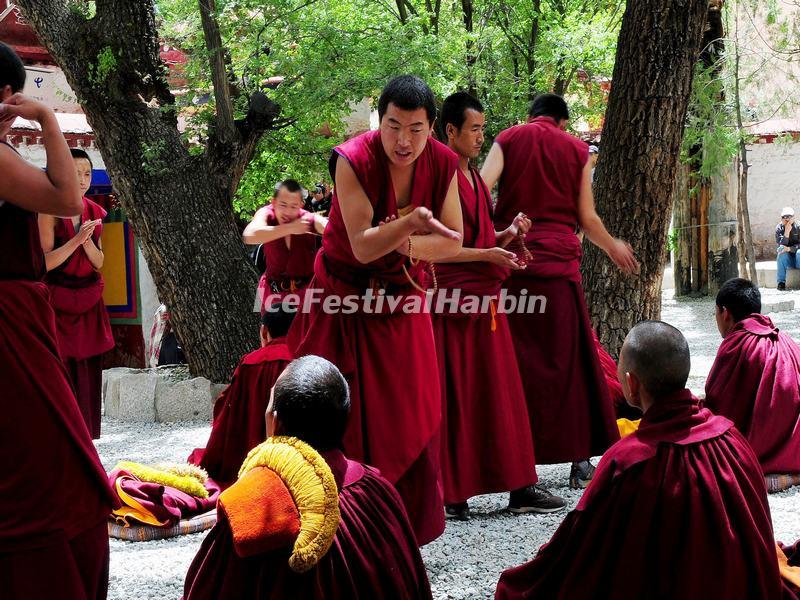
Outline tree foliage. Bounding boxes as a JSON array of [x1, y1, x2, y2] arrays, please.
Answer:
[[156, 0, 623, 216]]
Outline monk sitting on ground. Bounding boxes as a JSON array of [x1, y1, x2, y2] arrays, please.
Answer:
[[188, 302, 294, 487], [705, 277, 800, 477], [496, 320, 783, 599], [183, 355, 432, 599]]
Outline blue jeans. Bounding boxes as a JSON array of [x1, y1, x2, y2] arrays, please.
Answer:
[[778, 251, 797, 283]]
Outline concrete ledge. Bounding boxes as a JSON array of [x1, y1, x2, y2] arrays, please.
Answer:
[[103, 366, 228, 423], [763, 300, 796, 313], [756, 260, 800, 289]]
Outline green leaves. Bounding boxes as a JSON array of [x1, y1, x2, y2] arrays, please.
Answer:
[[157, 0, 622, 215]]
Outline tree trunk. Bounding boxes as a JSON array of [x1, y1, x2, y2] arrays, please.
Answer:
[[738, 141, 759, 284], [732, 20, 759, 286], [706, 163, 740, 294], [583, 0, 708, 357], [673, 164, 694, 294], [672, 0, 736, 297], [17, 0, 272, 382]]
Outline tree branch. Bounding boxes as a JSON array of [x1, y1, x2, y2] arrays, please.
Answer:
[[14, 0, 84, 63], [395, 0, 409, 23], [198, 0, 237, 146]]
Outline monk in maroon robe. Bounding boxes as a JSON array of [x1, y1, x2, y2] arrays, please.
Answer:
[[289, 76, 463, 545], [189, 303, 295, 487], [432, 92, 565, 520], [184, 356, 432, 599], [482, 93, 638, 488], [0, 43, 114, 599], [243, 179, 327, 312], [705, 277, 800, 476], [39, 149, 114, 439], [496, 320, 783, 599]]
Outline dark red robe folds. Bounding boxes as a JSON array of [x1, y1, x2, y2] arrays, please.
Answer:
[[493, 117, 619, 463], [45, 197, 114, 438], [433, 167, 536, 504], [257, 205, 319, 312], [189, 339, 293, 487], [705, 314, 800, 475], [108, 467, 220, 527], [496, 390, 782, 599], [0, 199, 114, 599], [288, 131, 458, 545], [183, 450, 432, 599]]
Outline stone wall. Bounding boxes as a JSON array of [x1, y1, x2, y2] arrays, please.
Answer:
[[103, 365, 227, 423], [746, 142, 800, 259]]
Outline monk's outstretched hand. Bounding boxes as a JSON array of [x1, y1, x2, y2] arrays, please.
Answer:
[[408, 207, 461, 241], [484, 247, 524, 269], [607, 239, 640, 275]]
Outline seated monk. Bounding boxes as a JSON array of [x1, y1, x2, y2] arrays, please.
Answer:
[[184, 355, 432, 599], [705, 277, 800, 476], [496, 320, 783, 599], [188, 302, 294, 487]]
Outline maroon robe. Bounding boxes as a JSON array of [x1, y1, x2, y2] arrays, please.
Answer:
[[0, 197, 114, 599], [496, 390, 782, 599], [433, 167, 536, 503], [493, 117, 619, 463], [108, 467, 220, 527], [45, 197, 114, 438], [705, 314, 800, 475], [183, 449, 432, 599], [288, 131, 458, 545], [189, 339, 293, 487], [257, 205, 319, 312]]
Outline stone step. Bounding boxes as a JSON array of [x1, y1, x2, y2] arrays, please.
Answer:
[[102, 366, 228, 423]]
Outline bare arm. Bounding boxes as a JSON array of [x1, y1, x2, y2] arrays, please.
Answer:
[[335, 157, 461, 264], [82, 233, 104, 270], [38, 214, 81, 271], [495, 213, 532, 248], [242, 206, 308, 244], [0, 96, 81, 216], [577, 162, 639, 274], [313, 214, 328, 235], [480, 142, 505, 191], [398, 173, 463, 262]]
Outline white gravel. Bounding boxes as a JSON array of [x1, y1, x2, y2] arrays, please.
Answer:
[[97, 289, 800, 599]]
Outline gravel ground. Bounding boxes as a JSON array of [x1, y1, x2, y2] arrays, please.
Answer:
[[98, 289, 800, 600]]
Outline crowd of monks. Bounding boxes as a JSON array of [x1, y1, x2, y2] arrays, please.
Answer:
[[4, 38, 800, 598]]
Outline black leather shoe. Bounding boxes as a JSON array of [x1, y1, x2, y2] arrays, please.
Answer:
[[445, 502, 470, 521]]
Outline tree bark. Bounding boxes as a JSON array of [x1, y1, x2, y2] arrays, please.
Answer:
[[17, 0, 277, 382], [732, 16, 759, 285], [583, 0, 708, 357], [672, 0, 737, 297]]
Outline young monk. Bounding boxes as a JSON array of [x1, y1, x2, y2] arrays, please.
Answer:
[[242, 179, 327, 311], [705, 277, 800, 476], [39, 149, 114, 439], [495, 321, 783, 599], [433, 92, 565, 520], [289, 75, 463, 545], [0, 42, 114, 599], [189, 302, 295, 487], [482, 93, 638, 488], [183, 356, 432, 599]]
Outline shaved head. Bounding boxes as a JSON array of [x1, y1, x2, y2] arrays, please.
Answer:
[[620, 321, 690, 399]]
